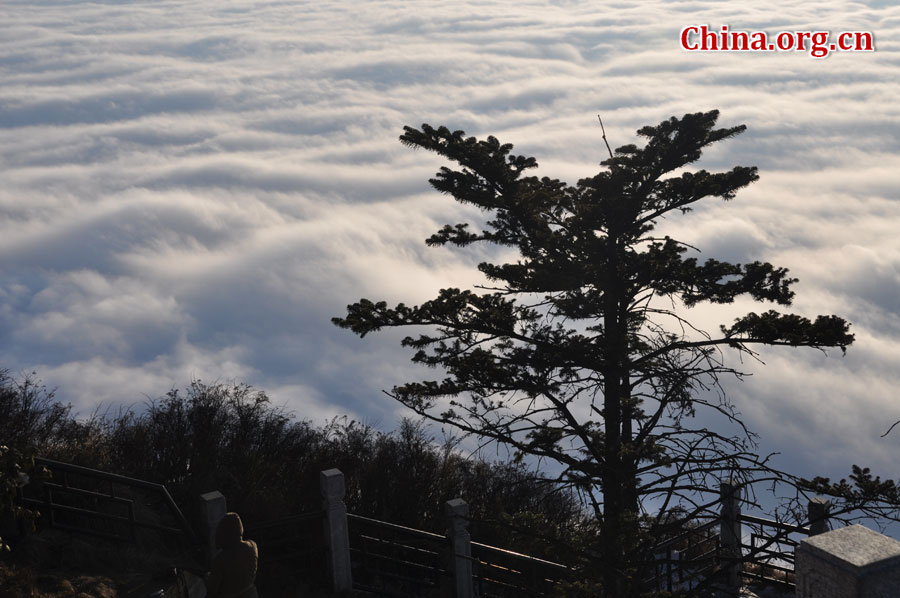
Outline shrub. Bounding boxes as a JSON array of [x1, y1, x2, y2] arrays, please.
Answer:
[[0, 372, 588, 557]]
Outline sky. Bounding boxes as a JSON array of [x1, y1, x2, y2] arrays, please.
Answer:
[[1, 0, 899, 519]]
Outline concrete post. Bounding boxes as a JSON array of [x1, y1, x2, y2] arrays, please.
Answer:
[[199, 490, 226, 567], [321, 468, 352, 593], [446, 498, 475, 598], [796, 524, 900, 597], [719, 480, 742, 596], [808, 496, 832, 536]]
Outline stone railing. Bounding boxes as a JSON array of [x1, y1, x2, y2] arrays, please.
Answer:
[[796, 523, 900, 598], [200, 468, 570, 598], [201, 471, 900, 597], [717, 480, 900, 597], [653, 480, 833, 595]]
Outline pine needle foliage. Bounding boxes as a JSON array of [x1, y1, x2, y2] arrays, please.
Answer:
[[334, 111, 854, 594]]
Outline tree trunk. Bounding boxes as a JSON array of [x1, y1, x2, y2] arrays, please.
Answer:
[[600, 236, 641, 596], [601, 360, 624, 595], [601, 241, 627, 595]]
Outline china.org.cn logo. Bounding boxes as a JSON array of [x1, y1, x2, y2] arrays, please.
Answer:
[[680, 25, 874, 58]]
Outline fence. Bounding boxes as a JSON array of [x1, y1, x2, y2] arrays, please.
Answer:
[[347, 513, 448, 596], [471, 539, 573, 597], [644, 517, 721, 593], [245, 510, 327, 591], [16, 460, 569, 597], [645, 480, 833, 595], [19, 459, 836, 597], [204, 469, 573, 598], [17, 457, 197, 547], [252, 472, 832, 597], [204, 478, 900, 598]]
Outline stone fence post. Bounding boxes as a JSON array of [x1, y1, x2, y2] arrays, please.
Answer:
[[199, 490, 227, 567], [446, 498, 475, 598], [321, 468, 353, 593], [719, 480, 742, 596], [808, 496, 832, 536], [796, 524, 900, 597]]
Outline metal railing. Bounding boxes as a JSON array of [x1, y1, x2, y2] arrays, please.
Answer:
[[470, 540, 572, 597], [643, 512, 811, 593], [347, 513, 449, 597], [16, 461, 820, 596], [645, 518, 721, 593], [344, 513, 574, 598], [738, 513, 809, 589], [18, 457, 197, 546]]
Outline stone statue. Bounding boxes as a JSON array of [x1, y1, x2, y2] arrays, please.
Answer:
[[206, 512, 258, 598]]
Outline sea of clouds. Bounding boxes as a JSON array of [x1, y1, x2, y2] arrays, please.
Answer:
[[1, 0, 899, 506]]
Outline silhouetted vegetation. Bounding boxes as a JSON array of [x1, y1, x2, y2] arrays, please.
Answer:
[[333, 112, 860, 594], [0, 370, 588, 564]]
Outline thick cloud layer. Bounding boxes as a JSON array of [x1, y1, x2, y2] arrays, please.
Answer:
[[1, 1, 898, 499]]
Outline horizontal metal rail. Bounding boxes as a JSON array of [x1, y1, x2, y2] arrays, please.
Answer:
[[350, 542, 445, 576], [469, 541, 571, 597], [20, 495, 185, 536], [736, 514, 810, 590], [31, 457, 198, 544], [347, 513, 446, 540], [470, 541, 572, 573], [742, 565, 796, 589], [739, 514, 810, 536], [348, 513, 448, 597], [646, 545, 720, 579], [346, 513, 572, 598], [644, 518, 720, 592], [356, 533, 442, 562], [37, 482, 134, 505], [649, 517, 719, 553]]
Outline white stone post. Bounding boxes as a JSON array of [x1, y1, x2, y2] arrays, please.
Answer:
[[796, 524, 900, 598], [719, 480, 742, 596], [199, 490, 226, 567], [808, 496, 832, 536], [321, 468, 353, 593], [446, 498, 475, 598]]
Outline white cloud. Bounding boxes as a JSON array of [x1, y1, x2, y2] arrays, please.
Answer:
[[1, 0, 899, 515]]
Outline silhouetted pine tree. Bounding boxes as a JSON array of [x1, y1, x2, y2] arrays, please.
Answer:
[[334, 111, 854, 594]]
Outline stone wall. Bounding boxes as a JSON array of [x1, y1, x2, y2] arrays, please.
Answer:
[[796, 524, 900, 598]]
